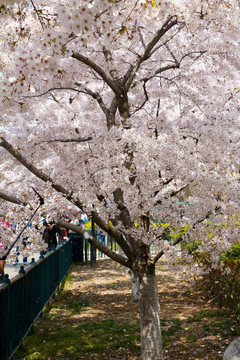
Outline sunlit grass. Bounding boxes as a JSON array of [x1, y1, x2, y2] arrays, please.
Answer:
[[12, 318, 141, 360]]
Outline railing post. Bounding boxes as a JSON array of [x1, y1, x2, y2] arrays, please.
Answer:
[[30, 258, 36, 266], [19, 266, 25, 275], [90, 215, 96, 268], [3, 274, 10, 285]]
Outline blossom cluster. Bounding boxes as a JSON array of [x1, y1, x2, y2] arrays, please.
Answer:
[[0, 0, 239, 274]]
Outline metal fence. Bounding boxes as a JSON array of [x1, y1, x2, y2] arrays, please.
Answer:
[[0, 237, 78, 360], [0, 232, 117, 360]]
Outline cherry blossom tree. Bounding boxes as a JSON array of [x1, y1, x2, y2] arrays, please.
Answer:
[[0, 1, 240, 359]]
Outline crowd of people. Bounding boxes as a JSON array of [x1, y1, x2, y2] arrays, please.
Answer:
[[0, 211, 109, 284], [0, 213, 72, 284]]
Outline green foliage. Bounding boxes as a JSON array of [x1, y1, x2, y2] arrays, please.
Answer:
[[185, 334, 197, 343], [193, 241, 240, 316], [27, 352, 42, 360], [161, 318, 183, 346], [186, 313, 203, 323], [184, 239, 202, 256], [225, 241, 240, 260]]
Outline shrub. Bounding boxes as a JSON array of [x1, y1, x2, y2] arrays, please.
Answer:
[[226, 242, 240, 260], [199, 260, 240, 318]]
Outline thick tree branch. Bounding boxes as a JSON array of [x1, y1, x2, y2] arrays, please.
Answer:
[[142, 15, 178, 61], [170, 184, 189, 198], [113, 188, 135, 230], [58, 219, 131, 268], [0, 191, 28, 206], [91, 212, 134, 259], [0, 136, 74, 202], [72, 52, 121, 96]]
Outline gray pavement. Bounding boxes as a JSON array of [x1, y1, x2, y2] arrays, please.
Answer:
[[4, 253, 42, 280]]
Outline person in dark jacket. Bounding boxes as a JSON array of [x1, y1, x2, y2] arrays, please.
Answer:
[[42, 220, 64, 250]]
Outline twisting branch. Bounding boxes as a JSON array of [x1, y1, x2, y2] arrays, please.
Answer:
[[179, 50, 207, 65], [141, 63, 180, 83], [153, 234, 183, 264], [140, 51, 206, 84]]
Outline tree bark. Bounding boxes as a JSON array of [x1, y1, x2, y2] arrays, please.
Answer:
[[136, 261, 164, 360], [130, 270, 139, 302]]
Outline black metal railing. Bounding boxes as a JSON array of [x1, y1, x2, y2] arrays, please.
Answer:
[[0, 237, 78, 360], [0, 232, 117, 360]]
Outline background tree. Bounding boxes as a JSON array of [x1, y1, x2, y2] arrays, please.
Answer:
[[0, 1, 240, 359]]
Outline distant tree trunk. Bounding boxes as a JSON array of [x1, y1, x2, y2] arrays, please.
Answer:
[[130, 270, 139, 302], [135, 261, 164, 360]]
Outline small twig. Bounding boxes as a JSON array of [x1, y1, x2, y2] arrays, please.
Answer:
[[30, 0, 45, 30], [35, 136, 93, 145], [138, 26, 146, 48]]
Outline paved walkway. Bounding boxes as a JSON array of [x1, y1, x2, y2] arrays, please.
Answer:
[[4, 253, 41, 280]]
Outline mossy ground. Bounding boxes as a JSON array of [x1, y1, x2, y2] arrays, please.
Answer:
[[12, 259, 239, 360]]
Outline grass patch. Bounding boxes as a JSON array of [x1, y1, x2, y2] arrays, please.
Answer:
[[186, 309, 230, 323], [161, 318, 183, 346], [13, 315, 186, 359], [12, 320, 140, 360], [49, 290, 90, 315], [186, 334, 197, 343]]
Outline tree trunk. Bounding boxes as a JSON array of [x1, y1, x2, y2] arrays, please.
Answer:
[[130, 270, 139, 302], [137, 263, 164, 360]]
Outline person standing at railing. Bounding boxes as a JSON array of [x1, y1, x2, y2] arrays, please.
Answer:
[[42, 220, 65, 250], [0, 259, 6, 283], [58, 213, 71, 243]]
